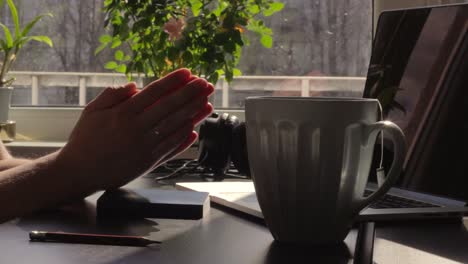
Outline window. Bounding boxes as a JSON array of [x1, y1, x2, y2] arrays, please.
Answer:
[[5, 0, 372, 110], [11, 0, 465, 141]]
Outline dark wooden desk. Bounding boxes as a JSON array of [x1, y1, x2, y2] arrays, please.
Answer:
[[1, 176, 468, 264]]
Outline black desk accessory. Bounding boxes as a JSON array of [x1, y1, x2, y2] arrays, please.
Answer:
[[354, 221, 375, 264], [97, 188, 210, 220]]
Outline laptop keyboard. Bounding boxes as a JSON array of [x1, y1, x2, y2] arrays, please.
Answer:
[[364, 190, 440, 209]]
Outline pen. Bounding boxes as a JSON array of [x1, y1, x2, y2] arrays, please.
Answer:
[[354, 221, 375, 264], [29, 231, 161, 247]]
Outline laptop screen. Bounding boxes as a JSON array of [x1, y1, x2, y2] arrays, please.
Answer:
[[363, 4, 468, 198]]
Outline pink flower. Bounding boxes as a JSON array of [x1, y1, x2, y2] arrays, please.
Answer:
[[163, 17, 185, 41]]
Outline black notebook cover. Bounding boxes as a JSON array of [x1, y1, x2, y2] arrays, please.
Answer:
[[96, 188, 210, 220]]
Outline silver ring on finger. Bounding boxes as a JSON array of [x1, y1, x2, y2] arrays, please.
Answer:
[[154, 129, 161, 136]]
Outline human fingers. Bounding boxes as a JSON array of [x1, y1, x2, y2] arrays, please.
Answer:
[[159, 131, 198, 165], [124, 68, 192, 113], [150, 123, 195, 164], [188, 75, 198, 82], [152, 103, 211, 168], [193, 103, 214, 126], [136, 78, 213, 130], [207, 82, 215, 95], [148, 102, 211, 167], [85, 82, 138, 112], [145, 96, 208, 137], [142, 97, 205, 152], [176, 131, 198, 155]]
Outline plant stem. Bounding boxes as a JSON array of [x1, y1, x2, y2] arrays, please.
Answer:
[[0, 50, 12, 87]]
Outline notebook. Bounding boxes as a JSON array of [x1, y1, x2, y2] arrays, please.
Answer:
[[179, 3, 468, 222], [175, 181, 262, 218]]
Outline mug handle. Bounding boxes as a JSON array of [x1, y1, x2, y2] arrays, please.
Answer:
[[353, 121, 407, 212]]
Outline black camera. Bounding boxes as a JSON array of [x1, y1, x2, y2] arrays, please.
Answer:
[[197, 112, 250, 180]]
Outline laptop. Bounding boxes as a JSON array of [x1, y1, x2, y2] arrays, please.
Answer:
[[177, 3, 468, 222]]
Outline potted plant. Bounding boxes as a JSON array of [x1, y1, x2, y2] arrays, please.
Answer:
[[0, 0, 53, 141], [96, 0, 284, 86]]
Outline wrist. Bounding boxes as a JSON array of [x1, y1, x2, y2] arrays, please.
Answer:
[[52, 148, 100, 198]]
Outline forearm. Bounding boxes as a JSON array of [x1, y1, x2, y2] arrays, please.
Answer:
[[0, 141, 33, 171], [0, 140, 12, 159], [0, 158, 32, 171], [0, 151, 93, 223]]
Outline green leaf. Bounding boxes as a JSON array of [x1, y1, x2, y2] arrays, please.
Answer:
[[260, 34, 272, 48], [94, 42, 108, 55], [111, 39, 122, 48], [115, 64, 127, 73], [21, 13, 53, 37], [242, 34, 251, 46], [6, 0, 20, 37], [216, 69, 225, 76], [214, 32, 228, 45], [225, 69, 233, 83], [111, 11, 122, 26], [29, 36, 53, 47], [167, 46, 179, 61], [115, 50, 124, 61], [182, 50, 193, 63], [189, 0, 203, 16], [248, 4, 260, 15], [233, 45, 242, 61], [233, 68, 242, 76], [0, 23, 13, 48], [28, 36, 53, 47], [213, 1, 228, 16], [232, 30, 244, 46], [222, 14, 235, 29], [0, 39, 7, 50], [223, 41, 236, 53], [263, 2, 285, 16], [104, 61, 118, 70], [119, 23, 130, 40], [13, 36, 29, 47], [247, 20, 272, 36], [207, 71, 219, 84], [99, 34, 113, 44]]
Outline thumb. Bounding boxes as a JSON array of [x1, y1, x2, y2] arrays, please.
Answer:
[[86, 82, 138, 111]]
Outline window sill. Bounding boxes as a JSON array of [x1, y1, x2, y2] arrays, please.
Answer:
[[5, 141, 66, 148], [4, 140, 199, 160], [4, 141, 65, 158], [10, 107, 245, 142]]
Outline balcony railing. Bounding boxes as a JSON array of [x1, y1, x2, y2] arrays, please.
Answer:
[[8, 71, 366, 108]]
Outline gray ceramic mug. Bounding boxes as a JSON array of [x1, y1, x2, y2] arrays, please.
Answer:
[[245, 97, 406, 244]]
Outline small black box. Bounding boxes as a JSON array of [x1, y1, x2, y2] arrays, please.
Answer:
[[97, 188, 210, 220]]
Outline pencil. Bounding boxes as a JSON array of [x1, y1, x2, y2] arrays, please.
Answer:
[[29, 231, 161, 247]]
